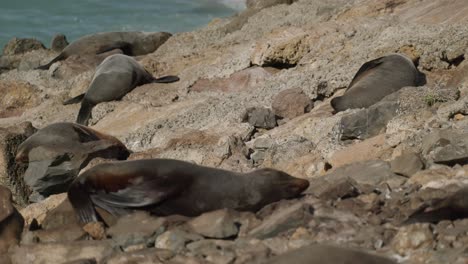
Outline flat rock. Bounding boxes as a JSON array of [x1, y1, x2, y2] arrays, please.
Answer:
[[0, 186, 24, 254], [187, 209, 240, 239], [9, 240, 115, 264], [242, 107, 277, 129], [272, 88, 313, 119], [422, 129, 468, 166], [390, 151, 424, 177]]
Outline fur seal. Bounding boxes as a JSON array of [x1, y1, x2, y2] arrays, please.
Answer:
[[36, 31, 172, 70], [266, 244, 397, 264], [62, 54, 179, 126], [67, 159, 309, 223], [404, 186, 468, 224], [331, 53, 426, 112]]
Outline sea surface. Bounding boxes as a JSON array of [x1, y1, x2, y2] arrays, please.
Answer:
[[0, 0, 246, 49]]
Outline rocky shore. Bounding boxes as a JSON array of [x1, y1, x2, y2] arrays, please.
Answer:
[[0, 0, 468, 263]]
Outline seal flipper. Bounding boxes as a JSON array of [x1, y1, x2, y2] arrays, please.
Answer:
[[36, 53, 66, 70], [152, 75, 180, 83], [68, 182, 99, 224], [96, 41, 133, 55], [63, 93, 85, 105], [77, 100, 94, 126], [347, 57, 384, 89]]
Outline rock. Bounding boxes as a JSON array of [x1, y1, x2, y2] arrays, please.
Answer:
[[41, 198, 79, 230], [9, 240, 115, 264], [308, 160, 406, 199], [246, 0, 297, 10], [155, 229, 203, 253], [22, 224, 86, 244], [103, 248, 174, 264], [0, 80, 41, 118], [107, 211, 166, 248], [0, 122, 36, 206], [83, 222, 106, 240], [242, 107, 277, 129], [267, 244, 397, 264], [0, 186, 24, 254], [189, 67, 276, 93], [187, 209, 240, 239], [50, 34, 69, 52], [422, 129, 468, 166], [62, 259, 97, 264], [391, 224, 435, 255], [249, 201, 314, 239], [272, 88, 313, 119], [390, 151, 424, 177], [2, 37, 45, 55], [19, 193, 67, 227]]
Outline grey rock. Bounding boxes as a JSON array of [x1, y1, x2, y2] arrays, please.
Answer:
[[103, 248, 174, 264], [2, 37, 45, 55], [107, 211, 166, 248], [242, 107, 277, 129], [60, 258, 97, 264], [41, 199, 79, 230], [272, 88, 313, 119], [186, 239, 236, 264], [422, 129, 468, 166], [246, 0, 297, 10], [0, 186, 24, 254], [187, 209, 240, 239], [390, 151, 424, 177], [155, 229, 203, 253], [51, 34, 69, 52]]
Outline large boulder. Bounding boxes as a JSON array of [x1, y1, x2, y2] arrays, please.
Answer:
[[0, 186, 24, 254]]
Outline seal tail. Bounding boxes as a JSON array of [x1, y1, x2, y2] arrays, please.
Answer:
[[36, 53, 65, 70], [152, 75, 180, 83], [76, 100, 94, 126], [63, 93, 85, 105]]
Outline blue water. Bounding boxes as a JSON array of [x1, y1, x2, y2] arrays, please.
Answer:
[[0, 0, 245, 50]]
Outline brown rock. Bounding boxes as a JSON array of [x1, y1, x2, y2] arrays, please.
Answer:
[[83, 222, 106, 240], [0, 186, 24, 254], [272, 88, 313, 119], [22, 224, 86, 244], [0, 80, 40, 118], [41, 198, 79, 230], [2, 37, 45, 55], [390, 151, 424, 177], [20, 193, 67, 227], [391, 224, 435, 255], [104, 248, 174, 264]]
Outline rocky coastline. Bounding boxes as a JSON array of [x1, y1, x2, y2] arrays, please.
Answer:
[[0, 0, 468, 263]]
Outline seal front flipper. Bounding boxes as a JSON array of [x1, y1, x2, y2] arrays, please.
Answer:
[[76, 100, 95, 126], [152, 75, 180, 83], [63, 93, 85, 105], [36, 53, 66, 70], [347, 57, 384, 89], [96, 41, 133, 55]]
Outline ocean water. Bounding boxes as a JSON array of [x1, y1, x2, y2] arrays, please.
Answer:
[[0, 0, 246, 50]]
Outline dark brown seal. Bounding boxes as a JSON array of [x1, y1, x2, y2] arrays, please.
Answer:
[[331, 53, 426, 112], [62, 54, 179, 126], [36, 31, 172, 70], [68, 159, 309, 223], [266, 244, 397, 264], [404, 186, 468, 224]]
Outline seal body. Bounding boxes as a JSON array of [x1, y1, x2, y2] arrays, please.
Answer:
[[64, 54, 179, 125], [37, 31, 172, 70], [67, 159, 309, 223], [331, 53, 426, 112]]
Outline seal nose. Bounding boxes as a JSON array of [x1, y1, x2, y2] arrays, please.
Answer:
[[15, 152, 28, 163], [295, 178, 310, 192]]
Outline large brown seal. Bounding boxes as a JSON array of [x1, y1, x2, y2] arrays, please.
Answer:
[[67, 159, 309, 223], [16, 122, 130, 201], [266, 244, 397, 264], [63, 54, 179, 126], [36, 31, 172, 70], [404, 186, 468, 224], [331, 53, 426, 112]]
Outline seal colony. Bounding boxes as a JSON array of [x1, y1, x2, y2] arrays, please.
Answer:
[[63, 54, 180, 125], [67, 159, 310, 223], [36, 31, 172, 70], [331, 53, 426, 112]]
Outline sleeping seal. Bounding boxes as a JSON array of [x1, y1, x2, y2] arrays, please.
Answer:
[[331, 53, 426, 112], [37, 31, 172, 70], [63, 54, 179, 126], [67, 159, 310, 223]]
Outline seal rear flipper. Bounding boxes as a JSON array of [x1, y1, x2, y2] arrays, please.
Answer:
[[68, 183, 99, 224], [63, 93, 85, 105], [76, 100, 94, 126], [347, 57, 384, 89], [96, 41, 132, 55], [403, 207, 459, 225], [152, 75, 180, 83], [36, 53, 66, 70]]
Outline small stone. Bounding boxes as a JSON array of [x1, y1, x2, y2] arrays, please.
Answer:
[[391, 224, 435, 255], [83, 222, 106, 240], [272, 88, 313, 119], [187, 209, 240, 239], [242, 107, 277, 129], [453, 113, 465, 121], [51, 34, 69, 52]]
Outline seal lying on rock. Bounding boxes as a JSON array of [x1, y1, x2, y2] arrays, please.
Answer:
[[331, 53, 426, 112], [36, 31, 172, 70], [266, 244, 397, 264], [16, 122, 130, 201], [68, 159, 309, 223], [404, 186, 468, 224], [63, 54, 179, 126]]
